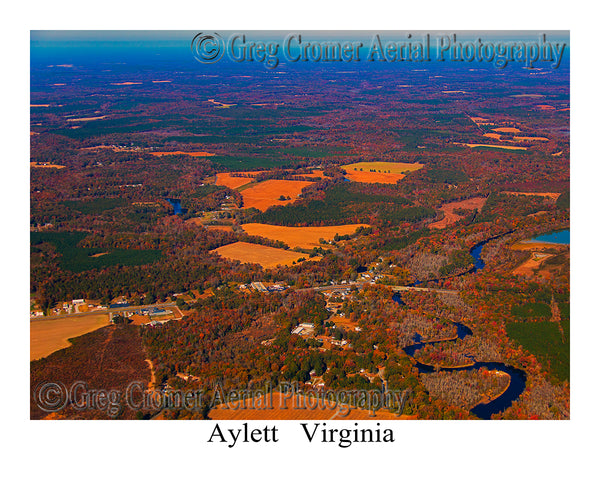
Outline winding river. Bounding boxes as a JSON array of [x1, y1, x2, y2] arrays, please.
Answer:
[[397, 232, 527, 419], [400, 322, 527, 419]]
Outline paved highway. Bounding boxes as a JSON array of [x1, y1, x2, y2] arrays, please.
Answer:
[[30, 302, 177, 322]]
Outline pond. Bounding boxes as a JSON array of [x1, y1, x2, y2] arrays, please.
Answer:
[[166, 198, 183, 215], [529, 229, 570, 245]]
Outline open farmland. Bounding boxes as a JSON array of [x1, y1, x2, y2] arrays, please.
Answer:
[[241, 223, 369, 249], [492, 127, 522, 133], [211, 241, 313, 268], [513, 136, 549, 142], [209, 392, 410, 420], [149, 151, 215, 157], [342, 162, 423, 184], [30, 162, 65, 169], [429, 197, 487, 229], [215, 172, 254, 189], [502, 192, 561, 202], [205, 225, 235, 232], [30, 314, 110, 361], [240, 179, 313, 211], [456, 143, 528, 151]]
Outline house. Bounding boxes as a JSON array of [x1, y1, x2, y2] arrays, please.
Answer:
[[251, 282, 268, 293]]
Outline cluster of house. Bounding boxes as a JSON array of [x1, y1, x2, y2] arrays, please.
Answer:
[[239, 282, 288, 293], [110, 306, 172, 327], [290, 322, 351, 348], [291, 323, 315, 336], [44, 298, 107, 316]]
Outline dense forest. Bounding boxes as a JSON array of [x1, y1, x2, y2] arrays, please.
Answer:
[[30, 57, 569, 419]]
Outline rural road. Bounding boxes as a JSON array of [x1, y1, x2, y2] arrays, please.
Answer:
[[30, 302, 177, 322], [305, 282, 458, 295], [32, 283, 458, 323]]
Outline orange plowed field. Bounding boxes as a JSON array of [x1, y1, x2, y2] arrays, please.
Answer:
[[342, 162, 423, 184], [492, 127, 521, 133], [240, 179, 312, 211], [241, 223, 370, 249], [149, 151, 215, 157], [211, 241, 314, 268], [215, 173, 254, 189]]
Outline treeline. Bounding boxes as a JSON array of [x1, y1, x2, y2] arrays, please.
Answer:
[[30, 231, 162, 273], [252, 183, 434, 226]]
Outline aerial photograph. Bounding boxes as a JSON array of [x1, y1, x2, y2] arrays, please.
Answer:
[[29, 30, 570, 421]]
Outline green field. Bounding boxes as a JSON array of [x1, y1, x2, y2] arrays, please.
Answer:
[[252, 182, 435, 226], [506, 320, 570, 382], [62, 198, 128, 215], [511, 302, 552, 319], [31, 231, 162, 273]]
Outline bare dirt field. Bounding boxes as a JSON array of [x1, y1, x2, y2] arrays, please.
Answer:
[[342, 162, 423, 184], [211, 241, 314, 268], [511, 252, 553, 278], [429, 197, 487, 229], [241, 223, 370, 249], [66, 116, 108, 122], [215, 172, 254, 189], [209, 392, 410, 420], [509, 241, 569, 279], [483, 133, 503, 140], [240, 179, 312, 211], [512, 136, 549, 142], [456, 143, 528, 151], [30, 314, 110, 361], [305, 169, 326, 178], [492, 127, 521, 133]]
